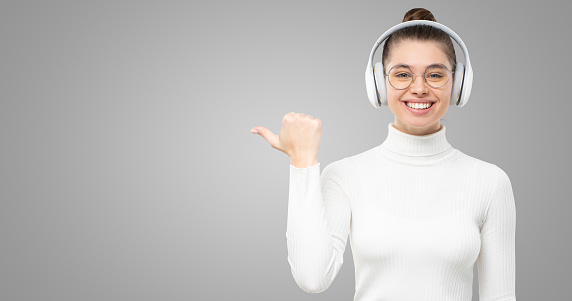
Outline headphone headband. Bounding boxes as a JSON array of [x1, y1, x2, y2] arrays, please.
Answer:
[[365, 20, 473, 108]]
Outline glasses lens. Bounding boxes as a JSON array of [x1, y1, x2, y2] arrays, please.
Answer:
[[425, 64, 450, 88], [388, 65, 412, 89]]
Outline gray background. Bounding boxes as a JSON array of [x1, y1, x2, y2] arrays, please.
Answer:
[[1, 0, 570, 300]]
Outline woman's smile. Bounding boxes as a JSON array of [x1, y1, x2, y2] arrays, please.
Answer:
[[401, 100, 436, 115]]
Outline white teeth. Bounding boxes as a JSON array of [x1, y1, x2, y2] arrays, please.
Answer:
[[406, 102, 432, 109]]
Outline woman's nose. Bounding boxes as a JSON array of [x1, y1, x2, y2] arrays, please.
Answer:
[[410, 73, 429, 95]]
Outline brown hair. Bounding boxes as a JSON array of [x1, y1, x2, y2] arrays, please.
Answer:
[[382, 8, 457, 72]]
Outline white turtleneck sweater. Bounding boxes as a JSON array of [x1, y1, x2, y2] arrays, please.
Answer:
[[286, 122, 516, 301]]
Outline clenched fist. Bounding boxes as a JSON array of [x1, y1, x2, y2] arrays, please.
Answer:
[[251, 112, 321, 168]]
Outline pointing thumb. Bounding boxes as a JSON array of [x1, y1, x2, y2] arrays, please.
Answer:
[[251, 126, 279, 148]]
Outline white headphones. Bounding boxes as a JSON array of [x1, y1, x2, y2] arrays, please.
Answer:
[[365, 20, 473, 108]]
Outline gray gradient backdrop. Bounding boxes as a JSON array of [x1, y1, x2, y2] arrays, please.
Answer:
[[1, 0, 570, 300]]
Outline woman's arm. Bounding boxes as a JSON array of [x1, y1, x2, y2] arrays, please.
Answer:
[[286, 160, 351, 293], [477, 165, 517, 301]]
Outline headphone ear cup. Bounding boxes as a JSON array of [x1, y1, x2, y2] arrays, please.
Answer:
[[450, 62, 465, 106], [457, 63, 473, 107], [365, 63, 380, 108], [373, 62, 387, 106]]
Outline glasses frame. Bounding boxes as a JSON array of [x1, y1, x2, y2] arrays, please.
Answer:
[[384, 63, 455, 90]]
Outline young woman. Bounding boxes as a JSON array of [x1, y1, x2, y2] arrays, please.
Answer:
[[251, 8, 516, 301]]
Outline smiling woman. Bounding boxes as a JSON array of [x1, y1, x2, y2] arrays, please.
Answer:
[[252, 7, 516, 301]]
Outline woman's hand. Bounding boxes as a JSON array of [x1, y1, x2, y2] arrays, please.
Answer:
[[251, 112, 321, 168]]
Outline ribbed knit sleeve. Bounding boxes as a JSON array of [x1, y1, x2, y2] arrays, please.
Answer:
[[477, 165, 517, 301], [286, 161, 351, 293]]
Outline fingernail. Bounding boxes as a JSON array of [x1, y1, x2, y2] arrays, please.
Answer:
[[251, 129, 258, 134]]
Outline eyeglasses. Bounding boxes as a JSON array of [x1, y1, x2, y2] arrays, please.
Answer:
[[384, 63, 454, 89]]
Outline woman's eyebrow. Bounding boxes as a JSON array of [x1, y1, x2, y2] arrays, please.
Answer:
[[393, 63, 448, 69], [395, 63, 443, 68]]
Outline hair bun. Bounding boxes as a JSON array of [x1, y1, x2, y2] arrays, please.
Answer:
[[402, 8, 436, 22]]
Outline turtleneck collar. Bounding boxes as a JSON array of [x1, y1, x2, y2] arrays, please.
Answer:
[[380, 122, 452, 157]]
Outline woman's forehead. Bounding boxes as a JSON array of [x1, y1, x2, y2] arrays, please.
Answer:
[[387, 40, 452, 70]]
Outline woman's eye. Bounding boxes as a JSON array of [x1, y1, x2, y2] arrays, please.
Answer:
[[396, 73, 411, 78], [428, 73, 443, 78]]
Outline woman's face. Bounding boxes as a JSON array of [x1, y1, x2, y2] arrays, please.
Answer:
[[385, 40, 453, 136]]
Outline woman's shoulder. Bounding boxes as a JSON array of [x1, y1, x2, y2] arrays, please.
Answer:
[[455, 149, 511, 179], [323, 144, 380, 168], [319, 145, 379, 181]]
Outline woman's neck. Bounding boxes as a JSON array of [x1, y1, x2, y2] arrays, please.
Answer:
[[392, 119, 443, 136], [381, 122, 451, 157]]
